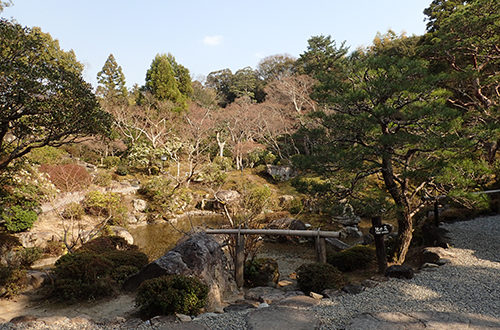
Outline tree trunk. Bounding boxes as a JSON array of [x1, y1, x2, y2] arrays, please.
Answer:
[[395, 209, 413, 264]]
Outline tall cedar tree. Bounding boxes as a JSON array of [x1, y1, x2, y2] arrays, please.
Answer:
[[96, 53, 128, 104], [0, 19, 112, 171], [144, 54, 187, 111], [298, 34, 463, 263]]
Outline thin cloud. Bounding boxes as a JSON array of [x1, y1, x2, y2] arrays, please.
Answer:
[[203, 35, 223, 46]]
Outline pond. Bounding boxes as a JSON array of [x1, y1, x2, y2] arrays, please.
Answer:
[[129, 214, 322, 279], [129, 215, 226, 260]]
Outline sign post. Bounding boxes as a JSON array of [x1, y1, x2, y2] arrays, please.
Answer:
[[370, 216, 389, 274]]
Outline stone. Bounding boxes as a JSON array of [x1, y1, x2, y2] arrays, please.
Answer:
[[224, 301, 257, 312], [133, 198, 147, 212], [422, 247, 455, 264], [265, 217, 307, 243], [176, 313, 192, 322], [342, 284, 365, 295], [361, 279, 379, 288], [284, 290, 304, 297], [385, 265, 414, 279], [278, 280, 294, 287], [421, 263, 439, 269], [322, 289, 345, 298], [265, 165, 295, 181], [309, 291, 324, 300], [124, 232, 237, 312], [341, 226, 363, 238], [38, 316, 70, 325], [436, 258, 451, 265], [277, 295, 320, 308], [31, 257, 59, 269], [246, 306, 320, 330], [215, 190, 241, 204], [26, 270, 49, 290], [334, 215, 361, 227], [257, 302, 270, 308], [109, 226, 134, 245], [260, 292, 286, 304], [245, 286, 283, 301], [278, 195, 295, 206], [15, 231, 58, 249], [10, 315, 37, 323], [325, 238, 351, 251]]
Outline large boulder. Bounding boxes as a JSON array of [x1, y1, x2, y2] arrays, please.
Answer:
[[265, 217, 307, 243], [266, 165, 295, 181], [124, 232, 237, 311]]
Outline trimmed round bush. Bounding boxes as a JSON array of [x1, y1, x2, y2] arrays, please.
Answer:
[[244, 258, 279, 288], [327, 245, 375, 272], [296, 262, 345, 294], [51, 236, 148, 302], [77, 235, 137, 254], [53, 252, 115, 301], [136, 275, 209, 318]]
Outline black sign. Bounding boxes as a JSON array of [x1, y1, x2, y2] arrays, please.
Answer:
[[370, 224, 392, 236]]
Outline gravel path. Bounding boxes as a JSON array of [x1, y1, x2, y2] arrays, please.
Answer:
[[1, 215, 499, 329], [314, 215, 500, 329]]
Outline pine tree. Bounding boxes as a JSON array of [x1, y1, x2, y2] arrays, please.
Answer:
[[96, 54, 128, 104]]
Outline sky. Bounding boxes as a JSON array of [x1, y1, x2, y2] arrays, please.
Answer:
[[2, 0, 433, 89]]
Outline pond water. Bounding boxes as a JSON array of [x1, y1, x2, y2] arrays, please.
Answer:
[[129, 215, 226, 260]]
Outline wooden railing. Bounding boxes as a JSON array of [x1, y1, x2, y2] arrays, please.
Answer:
[[206, 228, 340, 288]]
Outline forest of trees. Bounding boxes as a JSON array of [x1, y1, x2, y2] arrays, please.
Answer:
[[1, 0, 499, 264]]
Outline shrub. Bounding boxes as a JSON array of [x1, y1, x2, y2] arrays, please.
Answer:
[[115, 164, 128, 176], [44, 239, 65, 256], [244, 258, 279, 288], [77, 235, 137, 254], [25, 146, 68, 165], [18, 247, 42, 268], [52, 252, 116, 301], [139, 178, 192, 214], [2, 205, 37, 232], [0, 265, 27, 298], [327, 245, 376, 272], [93, 170, 112, 187], [286, 198, 303, 214], [136, 275, 209, 318], [213, 156, 233, 171], [61, 202, 85, 220], [296, 263, 345, 294], [101, 250, 148, 269], [40, 164, 92, 192], [102, 156, 121, 168], [51, 236, 148, 302], [82, 191, 127, 225]]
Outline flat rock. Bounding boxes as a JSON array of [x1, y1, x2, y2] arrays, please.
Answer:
[[342, 284, 365, 295], [322, 289, 345, 298], [309, 291, 323, 300], [325, 238, 351, 251], [385, 265, 414, 279], [277, 295, 320, 308], [224, 301, 257, 312], [246, 306, 320, 330], [245, 286, 283, 301], [361, 279, 379, 288]]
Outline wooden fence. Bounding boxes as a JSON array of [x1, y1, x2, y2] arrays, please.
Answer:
[[205, 228, 340, 288]]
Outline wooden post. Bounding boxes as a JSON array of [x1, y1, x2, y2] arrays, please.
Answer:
[[315, 229, 327, 263], [235, 229, 245, 288], [371, 216, 387, 274], [434, 200, 439, 227]]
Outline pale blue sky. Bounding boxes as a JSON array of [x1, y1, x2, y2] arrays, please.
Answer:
[[2, 0, 433, 88]]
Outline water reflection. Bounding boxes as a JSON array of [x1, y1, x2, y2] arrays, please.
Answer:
[[129, 215, 226, 260]]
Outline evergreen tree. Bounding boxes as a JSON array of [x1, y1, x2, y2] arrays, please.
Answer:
[[144, 54, 186, 111], [96, 53, 128, 104], [167, 53, 193, 98]]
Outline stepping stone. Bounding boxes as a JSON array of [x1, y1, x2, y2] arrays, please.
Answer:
[[246, 306, 320, 330]]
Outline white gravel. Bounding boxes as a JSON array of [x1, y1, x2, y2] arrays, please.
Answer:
[[314, 215, 500, 329]]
